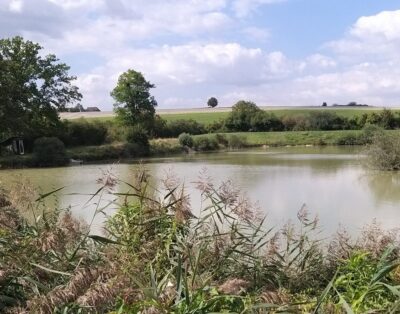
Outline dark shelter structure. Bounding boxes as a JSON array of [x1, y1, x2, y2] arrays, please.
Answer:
[[0, 137, 25, 155]]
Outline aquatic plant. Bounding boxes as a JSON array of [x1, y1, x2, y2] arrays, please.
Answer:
[[1, 170, 400, 313]]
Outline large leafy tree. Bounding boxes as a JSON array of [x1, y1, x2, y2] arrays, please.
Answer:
[[111, 69, 157, 130], [0, 36, 82, 138]]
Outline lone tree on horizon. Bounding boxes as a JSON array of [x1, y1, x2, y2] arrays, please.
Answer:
[[207, 97, 218, 108]]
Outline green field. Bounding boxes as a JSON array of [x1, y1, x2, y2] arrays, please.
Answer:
[[194, 129, 400, 147], [68, 107, 399, 125], [160, 108, 398, 124]]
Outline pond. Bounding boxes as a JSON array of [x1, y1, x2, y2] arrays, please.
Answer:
[[1, 146, 400, 236]]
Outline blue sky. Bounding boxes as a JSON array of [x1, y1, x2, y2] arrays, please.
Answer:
[[1, 0, 400, 109]]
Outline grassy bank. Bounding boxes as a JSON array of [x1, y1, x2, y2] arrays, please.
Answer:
[[3, 130, 400, 169], [0, 139, 182, 169], [2, 171, 400, 313]]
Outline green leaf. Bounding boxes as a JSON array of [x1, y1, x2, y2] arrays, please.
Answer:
[[88, 235, 120, 245]]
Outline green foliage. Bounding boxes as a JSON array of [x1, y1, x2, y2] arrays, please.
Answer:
[[155, 119, 206, 138], [1, 172, 400, 313], [68, 142, 149, 161], [61, 118, 108, 146], [365, 132, 400, 170], [125, 127, 150, 150], [308, 111, 347, 130], [192, 135, 219, 151], [207, 97, 218, 108], [111, 69, 157, 130], [32, 137, 69, 167], [225, 100, 261, 131], [250, 111, 284, 131], [227, 134, 247, 149], [178, 133, 193, 148], [329, 249, 400, 313], [0, 36, 81, 138]]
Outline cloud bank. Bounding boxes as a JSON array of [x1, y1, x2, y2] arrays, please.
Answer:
[[1, 1, 399, 108]]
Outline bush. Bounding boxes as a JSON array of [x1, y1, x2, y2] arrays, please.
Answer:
[[335, 134, 363, 145], [206, 119, 226, 133], [178, 133, 193, 148], [250, 111, 284, 131], [126, 127, 150, 151], [193, 135, 219, 151], [360, 124, 384, 144], [227, 135, 247, 149], [308, 111, 347, 130], [365, 133, 400, 170], [215, 133, 229, 146], [225, 100, 261, 131], [61, 118, 108, 146], [33, 137, 69, 167], [154, 119, 206, 138]]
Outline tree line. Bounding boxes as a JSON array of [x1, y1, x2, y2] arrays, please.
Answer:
[[2, 36, 400, 159]]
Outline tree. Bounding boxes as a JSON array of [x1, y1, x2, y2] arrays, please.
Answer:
[[111, 69, 157, 130], [225, 100, 261, 131], [207, 97, 218, 108], [322, 102, 327, 107], [0, 36, 82, 138]]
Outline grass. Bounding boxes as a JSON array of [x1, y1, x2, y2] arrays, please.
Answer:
[[3, 130, 400, 169], [160, 108, 400, 124], [195, 129, 400, 147], [72, 107, 400, 125]]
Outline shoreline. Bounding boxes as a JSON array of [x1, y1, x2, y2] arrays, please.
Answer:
[[0, 129, 377, 170]]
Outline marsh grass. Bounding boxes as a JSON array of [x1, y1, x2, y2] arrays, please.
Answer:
[[1, 170, 400, 313]]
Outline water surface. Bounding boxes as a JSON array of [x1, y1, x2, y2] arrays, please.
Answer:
[[1, 146, 399, 236]]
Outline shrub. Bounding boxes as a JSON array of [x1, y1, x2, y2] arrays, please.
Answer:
[[126, 127, 150, 151], [360, 124, 384, 144], [227, 135, 247, 149], [206, 119, 226, 133], [33, 137, 69, 167], [308, 111, 347, 130], [225, 100, 261, 131], [365, 133, 400, 170], [178, 132, 193, 147], [150, 139, 181, 155], [154, 119, 206, 138], [193, 135, 219, 151], [335, 134, 363, 145], [61, 118, 108, 146], [250, 111, 284, 131], [215, 133, 229, 146]]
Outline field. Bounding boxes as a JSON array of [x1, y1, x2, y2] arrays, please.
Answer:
[[61, 106, 400, 124]]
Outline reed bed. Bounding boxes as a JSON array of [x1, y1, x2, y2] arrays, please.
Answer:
[[1, 170, 400, 313]]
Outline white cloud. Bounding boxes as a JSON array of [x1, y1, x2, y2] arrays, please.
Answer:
[[350, 10, 400, 41], [2, 2, 400, 109], [232, 0, 286, 18], [242, 26, 270, 41], [8, 0, 23, 12], [327, 10, 400, 59]]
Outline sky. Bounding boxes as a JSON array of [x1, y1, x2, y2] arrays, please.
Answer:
[[1, 0, 400, 110]]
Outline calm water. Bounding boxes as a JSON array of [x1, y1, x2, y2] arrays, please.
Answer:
[[1, 146, 400, 236]]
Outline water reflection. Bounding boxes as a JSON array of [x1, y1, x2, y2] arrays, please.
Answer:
[[0, 146, 399, 237]]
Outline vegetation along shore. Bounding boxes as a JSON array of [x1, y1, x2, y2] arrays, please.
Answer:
[[2, 169, 400, 313], [2, 37, 400, 169]]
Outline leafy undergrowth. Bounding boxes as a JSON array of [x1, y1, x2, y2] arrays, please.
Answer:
[[1, 171, 400, 313]]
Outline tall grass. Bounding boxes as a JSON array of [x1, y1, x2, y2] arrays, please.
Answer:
[[1, 170, 400, 313]]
